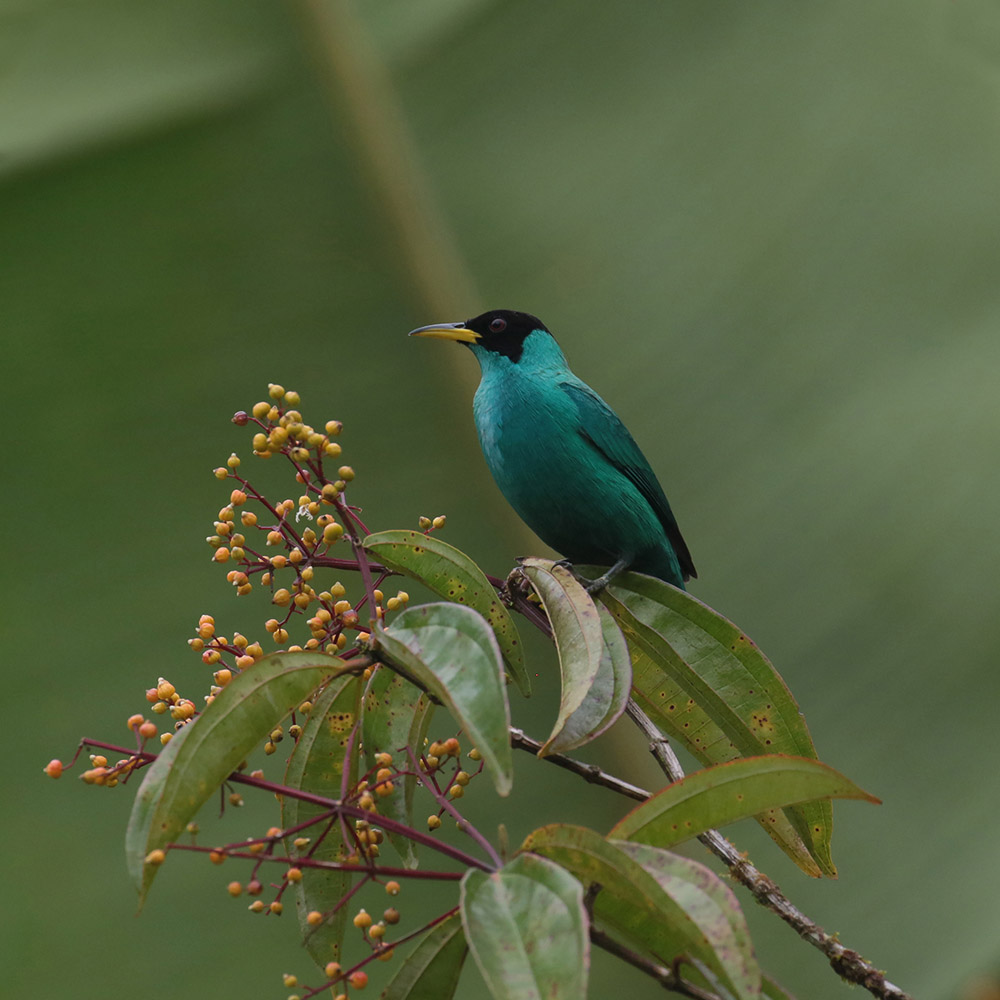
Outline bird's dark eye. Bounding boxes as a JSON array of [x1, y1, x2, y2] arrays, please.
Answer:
[[489, 317, 507, 333]]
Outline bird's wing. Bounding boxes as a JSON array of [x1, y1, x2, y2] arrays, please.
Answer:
[[560, 380, 697, 581]]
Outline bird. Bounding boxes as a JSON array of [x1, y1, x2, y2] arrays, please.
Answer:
[[409, 309, 696, 592]]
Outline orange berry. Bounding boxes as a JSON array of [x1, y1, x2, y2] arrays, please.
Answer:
[[352, 909, 372, 929], [385, 881, 400, 896], [227, 881, 242, 897], [126, 714, 144, 731], [347, 971, 368, 989], [307, 911, 324, 928], [269, 901, 283, 915], [43, 759, 63, 779], [209, 850, 226, 865], [138, 721, 157, 739], [324, 960, 341, 978], [286, 867, 303, 883]]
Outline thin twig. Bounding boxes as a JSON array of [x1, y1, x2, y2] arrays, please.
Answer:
[[589, 928, 721, 1000], [509, 727, 648, 802], [625, 699, 914, 1000]]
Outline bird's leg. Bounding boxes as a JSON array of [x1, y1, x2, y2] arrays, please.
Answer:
[[583, 558, 630, 595]]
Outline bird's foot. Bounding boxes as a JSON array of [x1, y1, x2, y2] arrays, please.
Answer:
[[582, 558, 630, 595]]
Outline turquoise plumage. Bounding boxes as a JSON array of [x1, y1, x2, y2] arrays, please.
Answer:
[[410, 309, 695, 591]]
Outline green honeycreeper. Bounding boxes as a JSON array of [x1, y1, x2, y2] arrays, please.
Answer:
[[409, 309, 696, 591]]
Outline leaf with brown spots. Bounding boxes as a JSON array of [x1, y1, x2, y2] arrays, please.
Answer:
[[363, 530, 528, 696], [593, 570, 839, 877], [361, 664, 434, 868], [609, 755, 879, 849], [283, 673, 363, 968]]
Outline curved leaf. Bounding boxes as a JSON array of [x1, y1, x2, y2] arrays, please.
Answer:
[[461, 853, 588, 1000], [762, 974, 798, 1000], [374, 602, 513, 795], [362, 665, 434, 868], [596, 570, 836, 876], [520, 558, 630, 755], [382, 911, 468, 1000], [610, 755, 879, 848], [626, 642, 819, 876], [364, 529, 529, 696], [126, 651, 353, 903], [282, 673, 362, 969], [520, 824, 757, 1000], [612, 840, 758, 1000]]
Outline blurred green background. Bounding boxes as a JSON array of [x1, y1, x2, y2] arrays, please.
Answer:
[[7, 1, 999, 997]]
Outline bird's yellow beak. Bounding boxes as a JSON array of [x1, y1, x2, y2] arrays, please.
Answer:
[[408, 322, 481, 344]]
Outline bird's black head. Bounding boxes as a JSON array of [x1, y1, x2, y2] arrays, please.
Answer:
[[409, 309, 551, 363]]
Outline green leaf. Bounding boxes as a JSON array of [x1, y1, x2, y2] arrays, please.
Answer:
[[374, 602, 513, 796], [520, 558, 631, 755], [126, 651, 353, 904], [596, 570, 837, 876], [363, 664, 435, 868], [461, 853, 588, 1000], [520, 824, 757, 1000], [382, 911, 468, 1000], [612, 840, 758, 1000], [610, 755, 879, 848], [364, 529, 529, 696], [761, 974, 798, 1000], [282, 673, 362, 969], [626, 643, 820, 876]]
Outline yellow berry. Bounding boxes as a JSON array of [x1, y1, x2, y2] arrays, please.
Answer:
[[284, 390, 301, 406], [427, 815, 442, 830], [227, 881, 242, 897], [337, 465, 355, 482], [324, 960, 341, 978], [448, 785, 464, 799], [273, 589, 291, 606], [325, 420, 342, 436], [252, 401, 270, 419], [282, 973, 298, 988], [213, 467, 228, 480], [353, 909, 372, 929], [268, 383, 285, 400], [145, 849, 166, 866], [248, 900, 265, 913], [307, 911, 324, 927]]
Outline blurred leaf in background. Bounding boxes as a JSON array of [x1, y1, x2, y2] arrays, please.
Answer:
[[8, 1, 1000, 998]]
